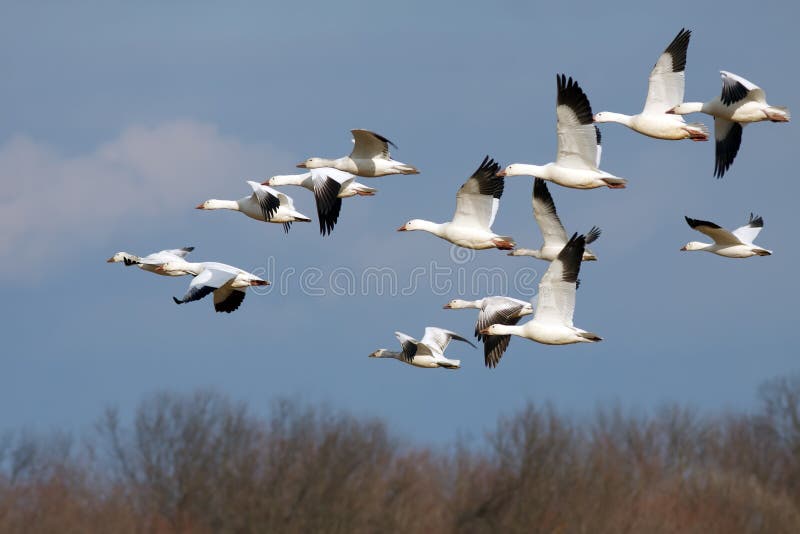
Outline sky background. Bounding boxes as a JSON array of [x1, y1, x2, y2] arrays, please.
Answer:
[[1, 0, 797, 445]]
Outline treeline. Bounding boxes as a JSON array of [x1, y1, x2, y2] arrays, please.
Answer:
[[2, 377, 800, 533]]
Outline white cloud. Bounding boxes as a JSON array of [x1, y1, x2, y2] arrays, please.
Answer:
[[0, 120, 294, 280]]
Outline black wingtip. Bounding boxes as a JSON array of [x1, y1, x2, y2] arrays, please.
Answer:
[[748, 213, 764, 228], [182, 246, 195, 252], [172, 297, 182, 305], [472, 155, 504, 199], [663, 28, 691, 73], [556, 73, 594, 124]]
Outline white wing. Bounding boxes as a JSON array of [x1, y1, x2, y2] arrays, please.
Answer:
[[161, 246, 194, 259], [643, 29, 690, 113], [175, 266, 237, 304], [533, 234, 585, 326], [731, 213, 764, 244], [349, 129, 396, 160], [720, 71, 766, 106], [555, 75, 598, 170], [532, 178, 568, 249], [451, 156, 504, 229], [309, 167, 356, 186], [419, 327, 475, 357]]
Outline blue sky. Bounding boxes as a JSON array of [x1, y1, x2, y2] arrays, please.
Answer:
[[1, 1, 797, 444]]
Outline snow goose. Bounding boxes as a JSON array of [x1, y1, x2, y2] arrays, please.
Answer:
[[263, 168, 377, 236], [508, 178, 601, 261], [297, 129, 419, 177], [480, 233, 602, 345], [443, 297, 533, 368], [397, 156, 515, 250], [498, 75, 627, 189], [196, 181, 311, 233], [369, 327, 475, 369], [667, 71, 790, 177], [106, 247, 194, 276], [681, 214, 771, 258], [594, 29, 709, 141], [156, 261, 270, 313]]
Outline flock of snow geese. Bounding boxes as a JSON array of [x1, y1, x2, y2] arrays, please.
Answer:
[[108, 29, 788, 369]]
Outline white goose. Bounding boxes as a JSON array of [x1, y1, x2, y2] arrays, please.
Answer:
[[196, 181, 311, 233], [443, 297, 533, 368], [681, 214, 771, 258], [397, 156, 515, 250], [498, 74, 627, 189], [667, 71, 790, 177], [369, 327, 475, 369], [594, 28, 709, 141], [263, 168, 377, 236], [508, 178, 601, 261], [297, 129, 419, 177], [156, 261, 270, 313], [106, 247, 194, 276], [481, 233, 602, 345]]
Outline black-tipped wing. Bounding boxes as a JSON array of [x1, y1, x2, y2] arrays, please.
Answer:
[[163, 246, 194, 258], [394, 332, 419, 363], [720, 71, 765, 106], [731, 213, 764, 244], [248, 183, 281, 221], [684, 216, 742, 245], [713, 118, 743, 178], [475, 297, 529, 368], [555, 74, 599, 170], [584, 226, 602, 245], [173, 285, 215, 305], [452, 156, 504, 229], [350, 129, 397, 160], [314, 176, 344, 236], [534, 233, 586, 326], [532, 178, 569, 249], [174, 267, 237, 305], [213, 288, 246, 313], [644, 28, 690, 113]]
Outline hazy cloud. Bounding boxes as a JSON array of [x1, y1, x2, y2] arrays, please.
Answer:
[[0, 120, 293, 279]]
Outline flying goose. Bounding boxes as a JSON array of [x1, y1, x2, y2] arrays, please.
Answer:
[[594, 28, 709, 141], [156, 261, 270, 313], [681, 214, 771, 258], [263, 168, 377, 236], [397, 156, 515, 250], [480, 232, 602, 345], [196, 181, 311, 233], [297, 129, 419, 177], [667, 71, 790, 177], [106, 247, 194, 276], [508, 178, 601, 261], [498, 75, 627, 189], [369, 327, 475, 369], [443, 297, 533, 368]]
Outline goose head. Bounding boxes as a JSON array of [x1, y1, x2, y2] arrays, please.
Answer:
[[297, 157, 326, 169], [443, 299, 475, 309], [106, 252, 126, 263], [369, 349, 389, 358], [680, 241, 705, 252], [397, 219, 425, 232]]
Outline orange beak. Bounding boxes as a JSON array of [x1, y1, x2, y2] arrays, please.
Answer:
[[397, 225, 407, 231], [260, 179, 271, 186], [296, 162, 307, 168], [479, 328, 491, 335], [195, 203, 205, 209], [106, 257, 115, 263], [496, 170, 507, 177]]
